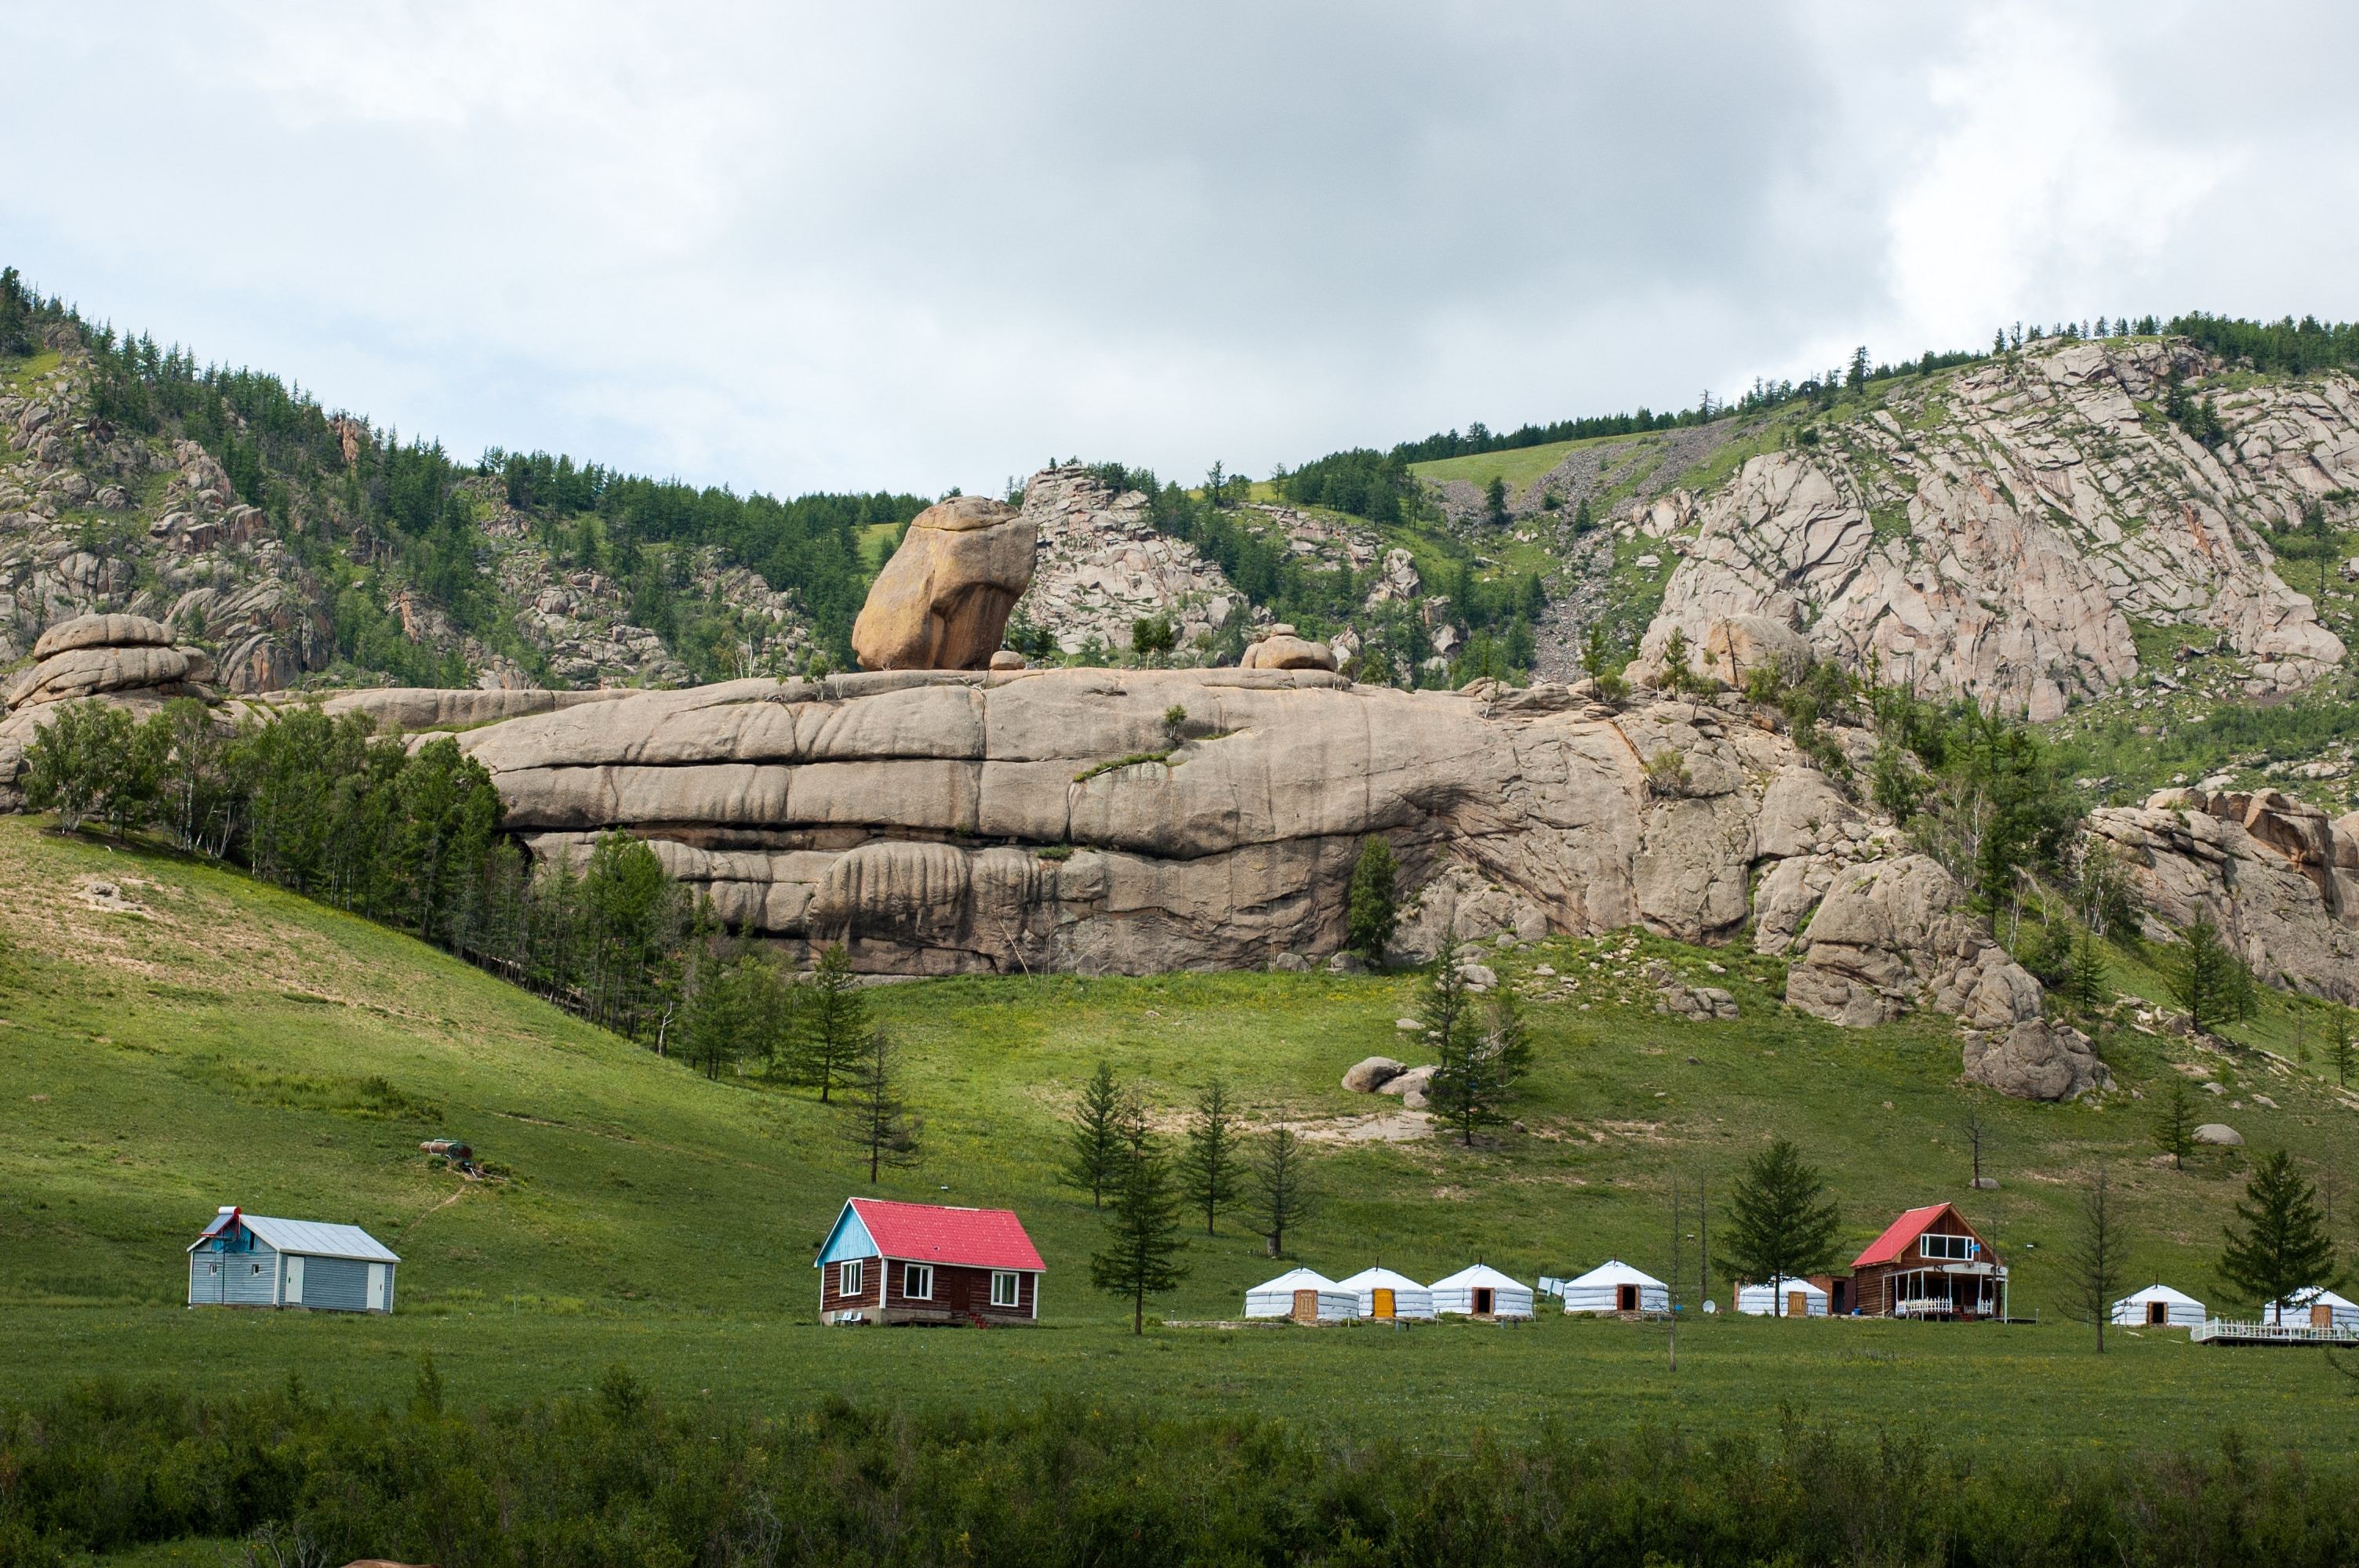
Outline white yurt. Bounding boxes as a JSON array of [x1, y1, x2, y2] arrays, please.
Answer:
[[2265, 1287, 2359, 1329], [2110, 1283, 2205, 1328], [1560, 1259, 1670, 1314], [1429, 1263, 1535, 1319], [1336, 1265, 1437, 1320], [1734, 1276, 1829, 1317], [1245, 1267, 1359, 1322]]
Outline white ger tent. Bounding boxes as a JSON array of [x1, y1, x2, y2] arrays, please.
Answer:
[[2265, 1287, 2359, 1329], [1336, 1265, 1436, 1320], [1430, 1263, 1535, 1319], [1245, 1267, 1358, 1322], [1561, 1259, 1670, 1315], [1735, 1276, 1829, 1317], [2111, 1283, 2205, 1327]]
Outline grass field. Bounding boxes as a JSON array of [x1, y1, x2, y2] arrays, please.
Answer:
[[1407, 432, 1645, 492], [5, 815, 2359, 1457]]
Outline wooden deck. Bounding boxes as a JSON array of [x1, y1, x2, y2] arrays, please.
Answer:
[[2191, 1318, 2359, 1346]]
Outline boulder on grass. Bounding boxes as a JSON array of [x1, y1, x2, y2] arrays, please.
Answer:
[[2193, 1123, 2244, 1146], [1343, 1056, 1405, 1093], [1961, 1018, 2113, 1102]]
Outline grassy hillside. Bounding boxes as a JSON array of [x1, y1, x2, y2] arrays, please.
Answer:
[[5, 815, 2359, 1452]]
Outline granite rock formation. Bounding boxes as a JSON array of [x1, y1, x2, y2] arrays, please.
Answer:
[[852, 496, 1036, 670], [1963, 1017, 2113, 1101]]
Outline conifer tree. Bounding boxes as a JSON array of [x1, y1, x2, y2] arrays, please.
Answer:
[[1717, 1138, 1841, 1314], [1176, 1077, 1243, 1235], [840, 1027, 921, 1184], [790, 943, 868, 1103], [1345, 837, 1398, 964], [1062, 1062, 1129, 1208], [2065, 1167, 2129, 1352], [1091, 1113, 1187, 1334], [1430, 982, 1532, 1147], [2220, 1151, 2339, 1316], [2166, 922, 2238, 1036], [1248, 1127, 1319, 1258], [2153, 1077, 2200, 1170], [2328, 1005, 2357, 1090]]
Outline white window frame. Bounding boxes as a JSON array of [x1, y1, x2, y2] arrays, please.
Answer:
[[902, 1262, 933, 1301], [1918, 1233, 1972, 1261], [991, 1270, 1021, 1308], [839, 1258, 864, 1298]]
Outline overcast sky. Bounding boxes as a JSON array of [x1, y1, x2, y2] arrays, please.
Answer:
[[8, 2, 2357, 499]]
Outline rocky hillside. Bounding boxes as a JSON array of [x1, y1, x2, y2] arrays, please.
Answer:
[[0, 317, 921, 695]]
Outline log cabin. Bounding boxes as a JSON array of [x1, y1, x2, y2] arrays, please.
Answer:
[[815, 1197, 1044, 1326], [1848, 1202, 2007, 1319]]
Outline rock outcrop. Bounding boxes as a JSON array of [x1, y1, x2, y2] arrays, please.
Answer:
[[1009, 468, 1245, 656], [1962, 1017, 2112, 1101], [1632, 342, 2352, 715], [1238, 626, 1337, 672], [340, 666, 2036, 1021], [0, 613, 224, 806], [1783, 855, 2042, 1029], [2085, 786, 2359, 1003], [852, 496, 1036, 670]]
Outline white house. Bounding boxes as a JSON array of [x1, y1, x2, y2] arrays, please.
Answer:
[[2265, 1286, 2359, 1329], [1560, 1259, 1669, 1315], [1336, 1265, 1435, 1321], [1429, 1263, 1534, 1319], [2111, 1283, 2205, 1328], [1245, 1267, 1359, 1322], [1734, 1275, 1828, 1317]]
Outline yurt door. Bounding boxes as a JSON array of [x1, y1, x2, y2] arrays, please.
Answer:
[[1616, 1283, 1637, 1312], [1372, 1287, 1395, 1319], [1788, 1290, 1808, 1317], [2147, 1301, 2167, 1325], [2314, 1302, 2335, 1329], [1474, 1287, 1496, 1316], [1292, 1288, 1319, 1323]]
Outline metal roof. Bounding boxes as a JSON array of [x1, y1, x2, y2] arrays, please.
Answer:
[[838, 1199, 1044, 1272], [1851, 1203, 1986, 1269], [187, 1210, 398, 1263]]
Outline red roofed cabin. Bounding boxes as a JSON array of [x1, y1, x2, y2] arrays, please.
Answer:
[[1850, 1203, 2008, 1320], [816, 1198, 1044, 1326]]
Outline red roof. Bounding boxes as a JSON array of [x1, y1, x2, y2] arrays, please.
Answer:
[[1852, 1203, 1977, 1269], [849, 1199, 1045, 1272]]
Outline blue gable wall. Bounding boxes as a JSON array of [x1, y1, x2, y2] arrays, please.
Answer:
[[816, 1204, 877, 1267]]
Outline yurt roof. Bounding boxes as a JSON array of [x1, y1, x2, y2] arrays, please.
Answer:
[[1740, 1274, 1827, 1295], [2274, 1286, 2358, 1310], [1566, 1258, 1667, 1290], [2117, 1283, 2203, 1306], [1430, 1263, 1528, 1290], [1336, 1266, 1429, 1293], [1250, 1266, 1341, 1293]]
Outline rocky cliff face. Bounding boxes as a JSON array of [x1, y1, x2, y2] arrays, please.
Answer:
[[263, 669, 2030, 1026], [1629, 341, 2353, 715]]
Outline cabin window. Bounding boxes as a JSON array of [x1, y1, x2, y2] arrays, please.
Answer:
[[839, 1260, 864, 1298], [1917, 1234, 1974, 1261], [991, 1271, 1021, 1308], [250, 1262, 264, 1276], [903, 1263, 933, 1301]]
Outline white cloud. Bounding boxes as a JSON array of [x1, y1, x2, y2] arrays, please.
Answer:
[[4, 2, 2357, 498]]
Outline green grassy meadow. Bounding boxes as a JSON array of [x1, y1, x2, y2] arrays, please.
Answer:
[[5, 816, 2359, 1455]]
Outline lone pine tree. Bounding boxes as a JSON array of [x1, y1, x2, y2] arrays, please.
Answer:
[[1719, 1138, 1841, 1314], [2221, 1150, 2339, 1315]]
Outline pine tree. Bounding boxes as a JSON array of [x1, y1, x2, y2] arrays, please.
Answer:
[[1345, 837, 1398, 964], [1090, 1116, 1188, 1334], [839, 1027, 921, 1184], [1430, 982, 1532, 1146], [1483, 475, 1509, 528], [1717, 1138, 1841, 1313], [1062, 1062, 1129, 1208], [2064, 1167, 2129, 1352], [2165, 922, 2239, 1035], [1176, 1077, 1243, 1235], [2153, 1077, 2200, 1170], [790, 943, 868, 1102], [1249, 1127, 1318, 1258], [2328, 1005, 2357, 1089], [2063, 924, 2108, 1017], [2219, 1150, 2339, 1316]]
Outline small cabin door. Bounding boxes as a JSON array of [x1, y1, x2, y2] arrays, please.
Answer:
[[1788, 1290, 1808, 1317], [1372, 1287, 1395, 1319], [365, 1263, 389, 1312], [1616, 1283, 1637, 1312], [1292, 1288, 1319, 1323], [2147, 1301, 2167, 1326], [2314, 1303, 2335, 1329], [1473, 1287, 1496, 1316], [284, 1255, 305, 1306]]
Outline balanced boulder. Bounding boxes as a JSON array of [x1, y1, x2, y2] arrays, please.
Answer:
[[1240, 625, 1337, 672], [851, 496, 1037, 670]]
